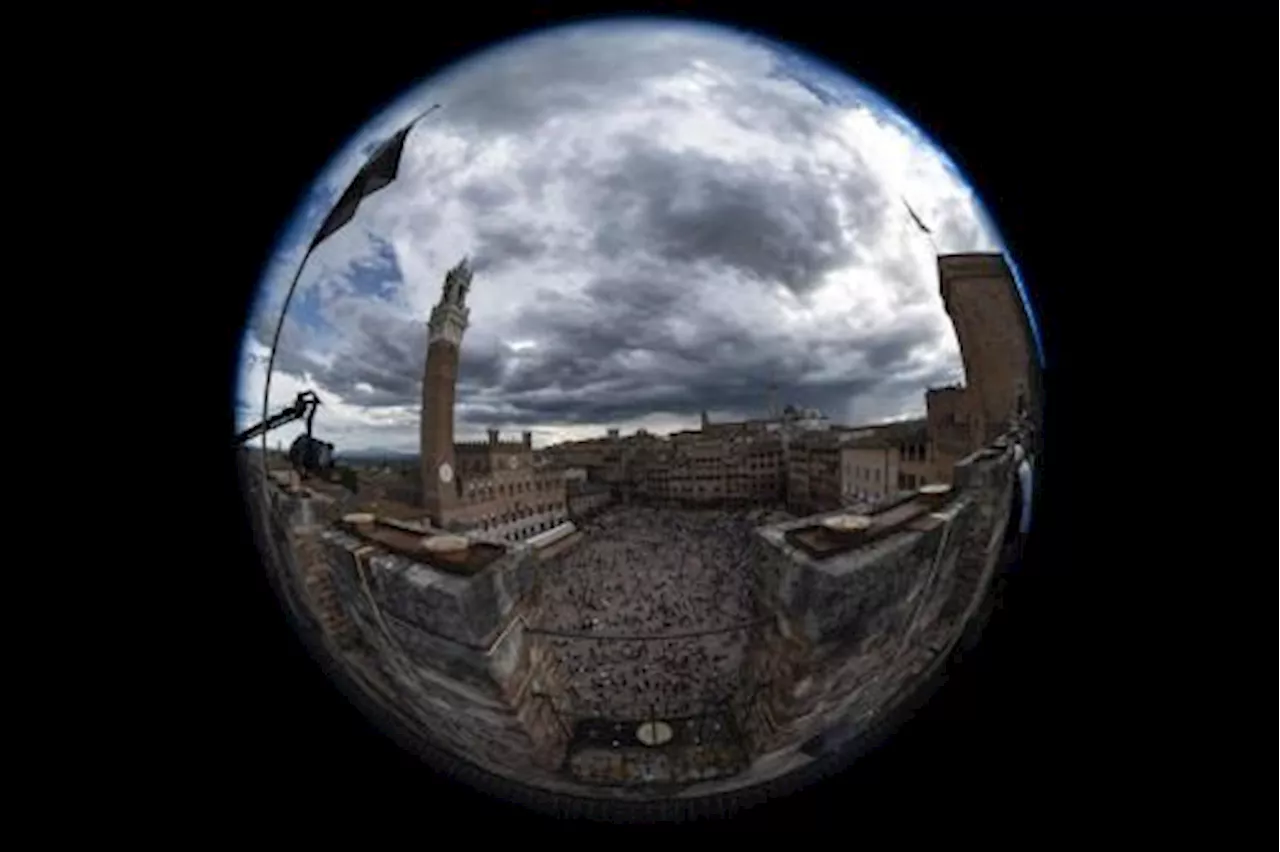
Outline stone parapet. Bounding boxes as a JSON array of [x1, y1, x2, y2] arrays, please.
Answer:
[[741, 435, 1020, 768], [311, 526, 570, 781], [952, 445, 1011, 492], [319, 530, 538, 648], [753, 499, 976, 648], [245, 433, 1027, 801]]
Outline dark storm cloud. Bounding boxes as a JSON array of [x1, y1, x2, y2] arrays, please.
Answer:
[[702, 71, 834, 142], [256, 245, 947, 430], [873, 252, 933, 306], [242, 22, 996, 449], [933, 196, 983, 252], [436, 263, 942, 431], [431, 28, 712, 137], [859, 322, 939, 372], [249, 309, 321, 384], [457, 178, 519, 210], [470, 223, 549, 273], [257, 301, 428, 411], [575, 139, 879, 297], [578, 274, 694, 340], [834, 161, 893, 254]]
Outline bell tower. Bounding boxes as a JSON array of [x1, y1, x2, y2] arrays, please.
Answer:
[[421, 257, 472, 525], [937, 253, 1035, 449]]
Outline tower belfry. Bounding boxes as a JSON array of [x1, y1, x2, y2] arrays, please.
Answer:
[[421, 258, 473, 524]]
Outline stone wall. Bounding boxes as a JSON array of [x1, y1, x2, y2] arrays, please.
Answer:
[[719, 441, 1019, 792], [243, 437, 1021, 803], [240, 460, 345, 649], [314, 527, 572, 781], [242, 455, 574, 788]]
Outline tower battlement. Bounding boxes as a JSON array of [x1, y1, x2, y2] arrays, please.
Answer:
[[455, 440, 531, 453]]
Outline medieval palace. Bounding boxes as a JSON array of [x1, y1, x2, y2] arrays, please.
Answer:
[[419, 259, 570, 541]]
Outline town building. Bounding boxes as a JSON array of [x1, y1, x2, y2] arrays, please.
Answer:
[[838, 432, 898, 507], [785, 430, 843, 516], [566, 480, 614, 521], [784, 420, 932, 516], [631, 426, 787, 506], [887, 418, 933, 493]]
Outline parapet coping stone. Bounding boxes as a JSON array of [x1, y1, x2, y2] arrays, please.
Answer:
[[321, 525, 522, 587], [318, 526, 532, 649], [755, 499, 966, 577]]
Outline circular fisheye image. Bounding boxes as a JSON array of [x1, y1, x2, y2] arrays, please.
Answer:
[[235, 18, 1044, 820]]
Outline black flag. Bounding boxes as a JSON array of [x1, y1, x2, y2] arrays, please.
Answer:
[[903, 199, 932, 235], [310, 125, 414, 251]]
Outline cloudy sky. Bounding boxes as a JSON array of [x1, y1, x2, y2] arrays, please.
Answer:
[[237, 19, 1014, 454]]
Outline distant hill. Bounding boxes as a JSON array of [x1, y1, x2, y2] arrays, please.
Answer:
[[335, 449, 419, 463]]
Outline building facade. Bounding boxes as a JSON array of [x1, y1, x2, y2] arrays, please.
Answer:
[[540, 410, 935, 517], [786, 431, 842, 516], [888, 419, 933, 492], [419, 259, 569, 541], [925, 385, 974, 482], [841, 437, 898, 507], [567, 481, 614, 521], [627, 421, 787, 506], [786, 422, 929, 516]]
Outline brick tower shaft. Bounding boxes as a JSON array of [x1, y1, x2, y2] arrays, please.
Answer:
[[420, 258, 472, 526]]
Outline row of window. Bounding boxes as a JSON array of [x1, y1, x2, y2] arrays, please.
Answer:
[[462, 477, 560, 503], [644, 484, 779, 495], [897, 472, 922, 490], [900, 443, 928, 462], [494, 517, 564, 541], [472, 502, 566, 528], [645, 472, 782, 482]]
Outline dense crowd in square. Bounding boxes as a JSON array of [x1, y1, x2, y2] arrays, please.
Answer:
[[538, 507, 761, 720]]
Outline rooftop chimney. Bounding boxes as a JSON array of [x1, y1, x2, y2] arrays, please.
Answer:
[[487, 428, 499, 445], [522, 431, 532, 449]]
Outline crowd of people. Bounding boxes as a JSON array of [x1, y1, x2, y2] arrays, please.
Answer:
[[537, 507, 761, 722]]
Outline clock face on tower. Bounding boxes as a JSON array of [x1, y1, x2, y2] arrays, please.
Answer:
[[438, 462, 453, 484]]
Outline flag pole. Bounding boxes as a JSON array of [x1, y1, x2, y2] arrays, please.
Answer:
[[256, 103, 442, 529], [902, 197, 939, 256]]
